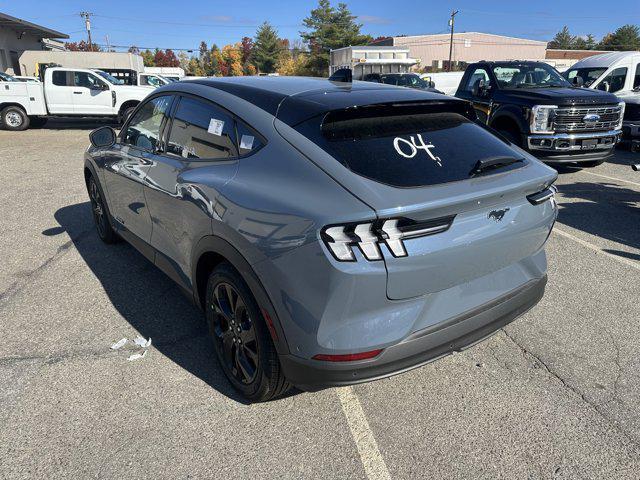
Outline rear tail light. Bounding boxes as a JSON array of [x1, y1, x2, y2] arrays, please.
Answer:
[[321, 216, 455, 262], [312, 349, 383, 362], [527, 185, 557, 205]]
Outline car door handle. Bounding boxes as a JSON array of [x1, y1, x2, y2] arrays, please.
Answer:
[[73, 91, 83, 94]]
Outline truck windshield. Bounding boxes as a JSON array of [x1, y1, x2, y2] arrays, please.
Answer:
[[0, 72, 17, 82], [492, 63, 570, 89], [564, 67, 607, 88], [93, 70, 124, 85]]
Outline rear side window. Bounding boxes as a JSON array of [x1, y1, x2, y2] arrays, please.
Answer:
[[236, 120, 264, 156], [166, 97, 238, 160], [294, 104, 524, 188], [52, 71, 68, 86]]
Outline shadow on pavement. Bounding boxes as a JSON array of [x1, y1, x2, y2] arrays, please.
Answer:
[[556, 181, 640, 254], [36, 118, 120, 131], [45, 201, 252, 404]]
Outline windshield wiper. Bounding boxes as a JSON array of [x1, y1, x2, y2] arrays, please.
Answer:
[[469, 156, 523, 176]]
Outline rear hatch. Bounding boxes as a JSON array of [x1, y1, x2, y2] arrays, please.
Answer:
[[276, 88, 558, 300]]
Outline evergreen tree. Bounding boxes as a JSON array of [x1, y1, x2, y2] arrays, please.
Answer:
[[300, 0, 372, 76], [598, 24, 640, 51], [548, 26, 575, 49], [253, 22, 283, 73]]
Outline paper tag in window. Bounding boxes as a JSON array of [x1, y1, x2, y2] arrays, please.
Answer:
[[208, 118, 224, 136], [240, 135, 254, 150]]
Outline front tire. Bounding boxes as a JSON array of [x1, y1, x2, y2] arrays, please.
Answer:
[[1, 106, 29, 131], [87, 176, 118, 244], [206, 263, 291, 402]]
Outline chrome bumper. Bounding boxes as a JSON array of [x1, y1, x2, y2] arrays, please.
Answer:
[[527, 129, 621, 152]]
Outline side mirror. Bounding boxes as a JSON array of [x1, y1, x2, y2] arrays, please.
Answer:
[[89, 126, 116, 148], [91, 83, 108, 91], [426, 80, 436, 89], [472, 79, 488, 97], [598, 81, 610, 92], [572, 76, 584, 87]]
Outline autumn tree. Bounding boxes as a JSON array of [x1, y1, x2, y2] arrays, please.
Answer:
[[141, 49, 155, 67], [65, 40, 101, 52]]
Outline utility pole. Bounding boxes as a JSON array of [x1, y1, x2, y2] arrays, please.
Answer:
[[447, 10, 459, 72], [79, 12, 93, 50], [105, 34, 111, 52]]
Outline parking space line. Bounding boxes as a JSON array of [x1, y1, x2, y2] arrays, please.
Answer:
[[580, 170, 640, 188], [553, 227, 640, 271], [336, 387, 391, 480]]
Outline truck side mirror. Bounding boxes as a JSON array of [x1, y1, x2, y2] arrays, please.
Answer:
[[89, 126, 116, 148], [598, 81, 610, 92], [426, 80, 436, 89], [472, 79, 488, 97], [572, 76, 584, 87]]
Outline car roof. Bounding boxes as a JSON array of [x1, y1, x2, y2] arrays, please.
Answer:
[[570, 51, 640, 69], [182, 76, 458, 126]]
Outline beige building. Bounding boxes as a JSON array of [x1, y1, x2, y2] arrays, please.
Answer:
[[18, 51, 145, 77], [0, 12, 68, 74], [371, 32, 547, 71]]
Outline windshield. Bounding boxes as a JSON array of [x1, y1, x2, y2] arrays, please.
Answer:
[[564, 67, 607, 88], [93, 70, 124, 85], [492, 63, 570, 89], [0, 72, 17, 82]]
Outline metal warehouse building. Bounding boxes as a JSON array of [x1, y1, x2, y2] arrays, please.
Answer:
[[371, 32, 547, 71], [0, 12, 68, 74]]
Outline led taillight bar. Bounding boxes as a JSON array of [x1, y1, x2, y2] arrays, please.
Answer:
[[321, 216, 455, 262]]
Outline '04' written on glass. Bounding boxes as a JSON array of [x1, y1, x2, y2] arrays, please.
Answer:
[[393, 134, 442, 166]]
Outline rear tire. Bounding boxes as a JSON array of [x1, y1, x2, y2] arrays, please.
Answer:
[[1, 106, 29, 131], [206, 262, 291, 402], [119, 105, 137, 126], [87, 176, 119, 244]]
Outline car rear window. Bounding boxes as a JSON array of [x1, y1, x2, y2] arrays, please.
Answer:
[[294, 104, 525, 188]]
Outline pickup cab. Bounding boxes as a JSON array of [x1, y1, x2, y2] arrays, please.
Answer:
[[0, 67, 153, 131], [456, 61, 624, 167]]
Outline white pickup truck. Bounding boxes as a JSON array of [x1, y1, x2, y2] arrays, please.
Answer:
[[0, 67, 154, 131]]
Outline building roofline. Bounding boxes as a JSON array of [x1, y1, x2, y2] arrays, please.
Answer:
[[0, 12, 69, 39], [392, 31, 547, 45]]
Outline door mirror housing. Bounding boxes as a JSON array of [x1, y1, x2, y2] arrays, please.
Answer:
[[89, 126, 116, 148], [91, 82, 109, 91], [572, 76, 584, 87], [426, 80, 436, 89], [472, 79, 489, 98], [598, 81, 610, 92]]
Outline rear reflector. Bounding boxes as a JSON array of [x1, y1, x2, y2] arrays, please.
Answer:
[[312, 349, 383, 362]]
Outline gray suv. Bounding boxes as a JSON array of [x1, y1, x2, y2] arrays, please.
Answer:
[[84, 76, 558, 402]]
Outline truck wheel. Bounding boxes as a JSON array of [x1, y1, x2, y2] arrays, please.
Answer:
[[119, 106, 137, 125], [29, 117, 48, 128], [1, 106, 29, 131]]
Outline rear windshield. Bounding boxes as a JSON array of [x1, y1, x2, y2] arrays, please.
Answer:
[[294, 105, 524, 187]]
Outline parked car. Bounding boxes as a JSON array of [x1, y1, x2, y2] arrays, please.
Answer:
[[363, 72, 442, 93], [0, 67, 153, 130], [564, 52, 640, 143], [456, 61, 624, 167], [84, 76, 558, 401]]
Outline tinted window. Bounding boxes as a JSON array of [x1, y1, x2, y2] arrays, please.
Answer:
[[74, 72, 106, 89], [598, 67, 627, 93], [236, 120, 264, 156], [294, 105, 523, 188], [166, 97, 238, 159], [52, 71, 68, 86], [634, 63, 640, 89], [464, 68, 490, 92], [565, 67, 607, 87], [122, 96, 173, 151]]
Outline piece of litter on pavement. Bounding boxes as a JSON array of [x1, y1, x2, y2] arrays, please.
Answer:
[[110, 338, 127, 350], [127, 350, 148, 362], [133, 336, 152, 348]]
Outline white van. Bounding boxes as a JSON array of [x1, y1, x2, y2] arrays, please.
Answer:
[[564, 52, 640, 140]]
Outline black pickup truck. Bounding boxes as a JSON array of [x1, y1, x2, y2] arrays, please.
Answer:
[[455, 61, 624, 167]]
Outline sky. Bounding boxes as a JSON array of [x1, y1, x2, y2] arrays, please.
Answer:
[[1, 0, 639, 52]]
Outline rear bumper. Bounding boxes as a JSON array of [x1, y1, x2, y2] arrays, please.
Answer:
[[527, 129, 620, 163], [280, 275, 546, 391]]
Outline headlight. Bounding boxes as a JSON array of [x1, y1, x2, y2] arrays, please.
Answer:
[[616, 101, 625, 129], [530, 105, 557, 134]]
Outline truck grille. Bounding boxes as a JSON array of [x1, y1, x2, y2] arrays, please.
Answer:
[[553, 105, 622, 132]]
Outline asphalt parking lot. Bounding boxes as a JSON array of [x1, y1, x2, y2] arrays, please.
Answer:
[[1, 124, 639, 479]]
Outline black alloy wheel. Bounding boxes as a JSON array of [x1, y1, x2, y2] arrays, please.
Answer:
[[211, 282, 259, 385], [88, 177, 118, 243]]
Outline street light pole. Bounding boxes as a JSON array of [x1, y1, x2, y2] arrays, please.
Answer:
[[447, 10, 459, 72]]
